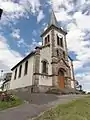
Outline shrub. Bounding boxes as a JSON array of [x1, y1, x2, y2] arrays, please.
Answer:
[[0, 92, 15, 102]]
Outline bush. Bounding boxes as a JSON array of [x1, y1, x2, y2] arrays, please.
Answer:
[[0, 92, 23, 110], [0, 91, 15, 102]]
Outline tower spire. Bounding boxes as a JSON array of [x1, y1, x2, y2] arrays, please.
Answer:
[[48, 9, 58, 27]]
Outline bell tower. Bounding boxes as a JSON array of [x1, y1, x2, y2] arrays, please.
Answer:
[[40, 10, 71, 89], [41, 10, 68, 62]]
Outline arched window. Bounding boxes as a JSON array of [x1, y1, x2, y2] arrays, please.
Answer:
[[42, 60, 48, 74], [24, 61, 28, 75], [18, 65, 22, 78], [60, 37, 63, 47], [47, 35, 50, 42], [14, 68, 17, 80], [58, 69, 64, 76], [57, 35, 59, 45], [57, 49, 59, 56], [63, 51, 65, 58], [44, 35, 50, 45], [57, 35, 63, 48]]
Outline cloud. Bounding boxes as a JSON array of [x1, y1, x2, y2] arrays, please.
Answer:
[[17, 38, 29, 48], [52, 0, 90, 91], [20, 0, 41, 14], [37, 10, 45, 23], [0, 0, 90, 92], [75, 72, 90, 92], [11, 28, 20, 39], [0, 0, 44, 26], [0, 34, 23, 71], [0, 0, 25, 25], [55, 11, 71, 21], [32, 30, 37, 37], [26, 38, 42, 55], [73, 12, 90, 30], [0, 1, 22, 13]]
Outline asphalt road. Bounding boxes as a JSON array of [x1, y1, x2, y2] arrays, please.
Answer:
[[0, 94, 86, 120]]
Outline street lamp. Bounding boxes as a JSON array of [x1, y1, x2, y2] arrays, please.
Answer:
[[0, 8, 3, 19]]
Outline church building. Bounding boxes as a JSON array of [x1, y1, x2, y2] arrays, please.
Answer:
[[10, 11, 76, 93]]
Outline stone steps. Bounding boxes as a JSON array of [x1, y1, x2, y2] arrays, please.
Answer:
[[46, 87, 81, 95]]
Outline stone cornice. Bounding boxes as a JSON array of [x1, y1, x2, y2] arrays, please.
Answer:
[[35, 44, 50, 50], [51, 58, 70, 68], [33, 73, 58, 77], [41, 25, 67, 37]]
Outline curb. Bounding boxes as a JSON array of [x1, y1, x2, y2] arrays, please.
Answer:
[[29, 95, 87, 120], [29, 106, 54, 120]]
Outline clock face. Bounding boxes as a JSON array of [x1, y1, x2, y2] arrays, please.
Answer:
[[57, 33, 63, 38]]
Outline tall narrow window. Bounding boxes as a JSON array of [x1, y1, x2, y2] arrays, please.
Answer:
[[44, 35, 50, 45], [57, 49, 59, 56], [47, 35, 50, 42], [63, 51, 65, 58], [57, 35, 63, 48], [60, 37, 63, 47], [24, 61, 28, 75], [18, 65, 22, 78], [14, 68, 17, 80], [45, 37, 47, 45], [42, 61, 46, 73], [42, 61, 48, 74], [57, 35, 59, 45]]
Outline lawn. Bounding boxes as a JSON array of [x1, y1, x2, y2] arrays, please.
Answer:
[[34, 96, 90, 120], [0, 95, 23, 110]]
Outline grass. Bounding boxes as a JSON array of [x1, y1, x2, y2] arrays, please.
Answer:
[[0, 95, 23, 110], [34, 96, 90, 120]]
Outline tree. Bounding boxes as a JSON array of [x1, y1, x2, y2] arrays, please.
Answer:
[[79, 85, 82, 91], [0, 73, 12, 91], [75, 80, 79, 88]]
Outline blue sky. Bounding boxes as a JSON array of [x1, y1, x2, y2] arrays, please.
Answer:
[[0, 0, 90, 91]]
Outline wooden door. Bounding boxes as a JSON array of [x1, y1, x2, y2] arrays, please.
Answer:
[[58, 70, 64, 88]]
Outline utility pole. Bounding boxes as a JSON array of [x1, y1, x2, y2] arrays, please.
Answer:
[[0, 8, 3, 81], [0, 8, 3, 19]]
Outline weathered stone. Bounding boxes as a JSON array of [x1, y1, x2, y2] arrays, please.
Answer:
[[9, 10, 76, 96]]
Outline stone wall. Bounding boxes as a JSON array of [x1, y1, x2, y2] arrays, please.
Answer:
[[9, 86, 32, 102], [33, 48, 40, 92], [10, 56, 34, 90], [39, 85, 51, 92]]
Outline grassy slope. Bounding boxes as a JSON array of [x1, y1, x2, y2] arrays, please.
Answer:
[[0, 96, 23, 110], [35, 96, 90, 120]]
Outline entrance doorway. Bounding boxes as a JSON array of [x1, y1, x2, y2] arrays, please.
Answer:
[[58, 69, 65, 88]]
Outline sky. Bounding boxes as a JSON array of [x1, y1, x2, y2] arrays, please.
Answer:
[[0, 0, 90, 91]]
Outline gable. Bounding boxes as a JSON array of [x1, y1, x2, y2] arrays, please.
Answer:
[[58, 58, 70, 68], [11, 51, 36, 71], [41, 25, 67, 37]]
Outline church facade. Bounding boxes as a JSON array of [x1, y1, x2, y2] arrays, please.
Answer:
[[10, 11, 76, 93]]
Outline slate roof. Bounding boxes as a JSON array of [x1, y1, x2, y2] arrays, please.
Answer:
[[11, 51, 36, 70]]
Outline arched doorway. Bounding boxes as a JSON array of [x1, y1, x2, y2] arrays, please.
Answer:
[[58, 69, 65, 88]]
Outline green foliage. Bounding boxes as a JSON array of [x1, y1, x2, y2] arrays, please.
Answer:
[[35, 96, 90, 120], [0, 95, 23, 110]]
